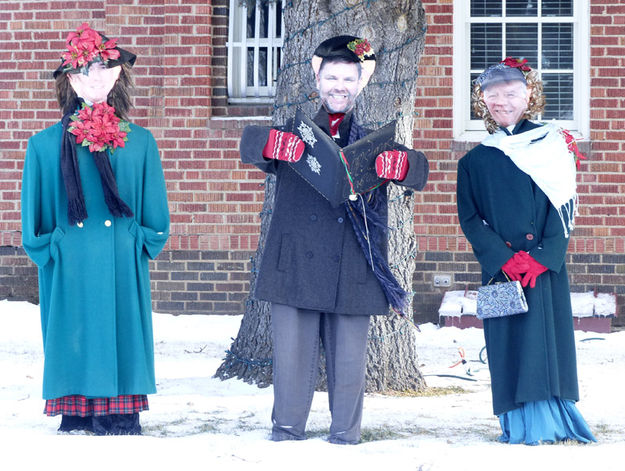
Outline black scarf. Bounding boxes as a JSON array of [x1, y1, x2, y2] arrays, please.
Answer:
[[60, 98, 133, 225], [343, 118, 410, 316]]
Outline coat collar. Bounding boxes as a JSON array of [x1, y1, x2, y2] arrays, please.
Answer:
[[501, 119, 540, 136]]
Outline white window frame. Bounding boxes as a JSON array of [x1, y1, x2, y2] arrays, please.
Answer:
[[453, 0, 590, 141], [227, 0, 284, 103]]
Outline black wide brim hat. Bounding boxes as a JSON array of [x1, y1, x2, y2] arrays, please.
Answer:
[[53, 33, 137, 79], [312, 35, 376, 92]]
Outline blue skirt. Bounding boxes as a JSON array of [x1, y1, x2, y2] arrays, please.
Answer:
[[498, 398, 596, 445]]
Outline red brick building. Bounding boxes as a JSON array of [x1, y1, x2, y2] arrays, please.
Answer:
[[1, 1, 623, 327]]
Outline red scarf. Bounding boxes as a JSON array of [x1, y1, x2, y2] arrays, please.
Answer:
[[328, 113, 345, 137]]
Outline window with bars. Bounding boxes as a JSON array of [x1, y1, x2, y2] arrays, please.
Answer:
[[227, 0, 284, 102], [453, 0, 589, 138]]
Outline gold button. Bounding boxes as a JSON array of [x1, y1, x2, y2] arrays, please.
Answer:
[[77, 222, 84, 228], [104, 220, 112, 227]]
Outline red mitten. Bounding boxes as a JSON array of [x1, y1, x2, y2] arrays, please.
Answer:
[[375, 150, 409, 181], [501, 255, 529, 281], [262, 129, 305, 163], [516, 251, 548, 288]]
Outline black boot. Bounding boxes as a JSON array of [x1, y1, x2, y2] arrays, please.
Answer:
[[92, 413, 142, 435], [58, 414, 94, 433]]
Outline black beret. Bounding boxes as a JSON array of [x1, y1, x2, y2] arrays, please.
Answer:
[[313, 35, 376, 64]]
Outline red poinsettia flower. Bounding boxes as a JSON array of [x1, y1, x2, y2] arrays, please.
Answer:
[[347, 38, 373, 62], [500, 57, 532, 72], [68, 102, 130, 153], [560, 128, 587, 170], [61, 23, 120, 70]]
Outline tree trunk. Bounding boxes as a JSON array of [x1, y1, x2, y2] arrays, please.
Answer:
[[215, 0, 428, 393]]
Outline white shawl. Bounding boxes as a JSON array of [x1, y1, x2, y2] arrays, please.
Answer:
[[482, 122, 578, 238]]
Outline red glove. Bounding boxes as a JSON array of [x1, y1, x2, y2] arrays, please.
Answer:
[[262, 129, 305, 163], [501, 255, 529, 281], [515, 251, 548, 288], [375, 150, 409, 181]]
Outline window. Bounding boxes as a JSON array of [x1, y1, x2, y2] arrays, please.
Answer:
[[227, 0, 284, 102], [453, 0, 589, 139]]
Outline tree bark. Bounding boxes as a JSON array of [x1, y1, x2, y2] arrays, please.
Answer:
[[215, 0, 427, 393]]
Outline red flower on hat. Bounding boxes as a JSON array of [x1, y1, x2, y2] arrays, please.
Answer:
[[68, 102, 130, 153], [500, 57, 532, 72], [61, 23, 120, 71], [347, 38, 373, 62], [560, 128, 587, 170]]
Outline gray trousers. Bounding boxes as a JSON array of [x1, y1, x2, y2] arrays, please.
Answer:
[[270, 303, 370, 445]]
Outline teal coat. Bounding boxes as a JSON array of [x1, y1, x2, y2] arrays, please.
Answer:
[[456, 120, 579, 416], [21, 121, 169, 400]]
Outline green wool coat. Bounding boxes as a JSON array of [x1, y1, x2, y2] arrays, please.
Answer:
[[21, 121, 169, 400], [456, 119, 579, 416]]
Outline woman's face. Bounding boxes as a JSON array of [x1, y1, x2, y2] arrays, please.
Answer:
[[67, 62, 122, 104], [482, 80, 531, 128]]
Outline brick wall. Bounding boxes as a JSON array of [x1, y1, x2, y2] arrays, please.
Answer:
[[1, 1, 624, 328]]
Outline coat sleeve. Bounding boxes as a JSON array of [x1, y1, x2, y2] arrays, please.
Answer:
[[240, 120, 295, 175], [456, 157, 515, 277], [528, 200, 570, 273], [398, 148, 429, 191], [130, 131, 169, 259], [240, 125, 278, 175], [21, 137, 63, 267]]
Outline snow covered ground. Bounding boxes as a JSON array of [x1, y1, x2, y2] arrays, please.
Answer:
[[1, 299, 624, 470]]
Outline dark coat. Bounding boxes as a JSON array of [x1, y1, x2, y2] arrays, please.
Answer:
[[240, 108, 429, 315], [456, 119, 579, 415]]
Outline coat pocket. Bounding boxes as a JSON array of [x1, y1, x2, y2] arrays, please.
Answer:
[[277, 234, 293, 272], [49, 227, 65, 262]]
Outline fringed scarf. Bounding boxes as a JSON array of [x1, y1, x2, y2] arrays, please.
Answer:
[[482, 122, 578, 238], [343, 120, 410, 315], [61, 98, 133, 225]]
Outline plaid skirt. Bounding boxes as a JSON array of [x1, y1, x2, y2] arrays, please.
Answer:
[[44, 395, 149, 417]]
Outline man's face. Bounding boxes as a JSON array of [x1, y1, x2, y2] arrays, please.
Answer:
[[67, 62, 122, 104], [482, 80, 530, 128], [316, 61, 361, 113]]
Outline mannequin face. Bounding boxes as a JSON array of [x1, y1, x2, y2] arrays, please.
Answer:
[[67, 62, 122, 104], [316, 61, 361, 113], [482, 80, 531, 128]]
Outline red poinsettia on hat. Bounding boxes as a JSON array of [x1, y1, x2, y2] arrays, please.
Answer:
[[62, 22, 120, 71], [501, 57, 532, 73], [347, 38, 374, 62]]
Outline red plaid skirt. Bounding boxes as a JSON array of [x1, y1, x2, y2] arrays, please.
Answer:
[[44, 395, 149, 417]]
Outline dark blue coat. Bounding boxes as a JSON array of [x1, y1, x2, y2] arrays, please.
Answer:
[[240, 108, 428, 315], [456, 119, 579, 415]]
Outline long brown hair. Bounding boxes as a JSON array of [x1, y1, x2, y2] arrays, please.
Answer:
[[471, 69, 546, 134], [54, 63, 134, 120]]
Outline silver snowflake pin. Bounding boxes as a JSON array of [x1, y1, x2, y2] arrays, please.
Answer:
[[297, 121, 317, 148], [306, 154, 321, 175]]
